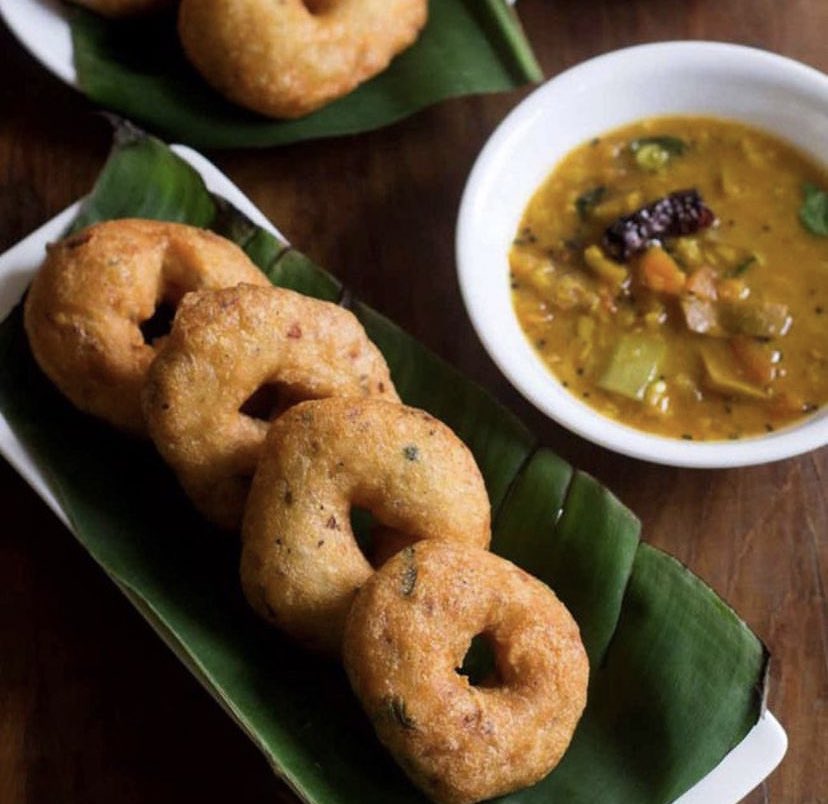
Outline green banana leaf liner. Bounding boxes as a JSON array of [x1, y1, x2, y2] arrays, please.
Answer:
[[70, 0, 542, 149], [0, 130, 768, 804]]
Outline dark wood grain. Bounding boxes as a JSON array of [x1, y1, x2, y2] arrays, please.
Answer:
[[0, 2, 825, 802]]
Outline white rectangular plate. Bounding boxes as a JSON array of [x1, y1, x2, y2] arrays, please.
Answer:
[[0, 144, 787, 804]]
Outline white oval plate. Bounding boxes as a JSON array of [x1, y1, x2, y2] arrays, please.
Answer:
[[1, 0, 76, 86], [457, 41, 828, 468]]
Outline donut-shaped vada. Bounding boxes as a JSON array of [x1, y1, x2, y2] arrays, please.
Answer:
[[177, 0, 429, 119], [343, 541, 589, 804], [24, 219, 268, 435], [240, 397, 491, 654], [69, 0, 172, 17], [143, 285, 399, 530]]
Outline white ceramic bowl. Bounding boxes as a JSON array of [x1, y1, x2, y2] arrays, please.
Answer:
[[457, 41, 828, 468]]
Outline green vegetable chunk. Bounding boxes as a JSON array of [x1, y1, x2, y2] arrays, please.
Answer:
[[720, 301, 792, 338], [630, 136, 687, 171], [598, 334, 666, 401], [799, 183, 828, 236]]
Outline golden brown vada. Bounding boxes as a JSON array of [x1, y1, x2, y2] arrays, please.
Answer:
[[24, 219, 268, 435], [143, 285, 399, 530], [343, 540, 589, 804], [68, 0, 172, 17], [177, 0, 429, 119], [240, 397, 491, 654]]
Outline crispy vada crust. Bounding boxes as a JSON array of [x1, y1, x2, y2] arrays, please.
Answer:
[[343, 541, 589, 804], [178, 0, 428, 119], [143, 285, 399, 530], [69, 0, 172, 17], [23, 219, 268, 435], [240, 397, 491, 654]]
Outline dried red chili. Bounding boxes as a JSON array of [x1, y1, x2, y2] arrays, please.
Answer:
[[603, 189, 716, 262]]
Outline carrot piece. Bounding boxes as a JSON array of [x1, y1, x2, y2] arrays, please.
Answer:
[[638, 246, 686, 295]]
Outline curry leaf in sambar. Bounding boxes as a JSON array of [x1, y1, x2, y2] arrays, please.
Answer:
[[575, 186, 607, 220], [799, 183, 828, 236]]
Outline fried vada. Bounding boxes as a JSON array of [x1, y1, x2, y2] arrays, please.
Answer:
[[343, 541, 589, 804], [240, 397, 491, 654], [177, 0, 429, 119], [143, 285, 399, 530], [24, 219, 268, 435]]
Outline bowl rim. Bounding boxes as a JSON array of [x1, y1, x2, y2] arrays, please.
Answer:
[[456, 40, 828, 468]]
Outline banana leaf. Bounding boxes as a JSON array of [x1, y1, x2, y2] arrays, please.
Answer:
[[0, 131, 768, 804], [70, 0, 542, 149]]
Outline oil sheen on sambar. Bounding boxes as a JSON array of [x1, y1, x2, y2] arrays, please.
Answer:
[[510, 116, 828, 441]]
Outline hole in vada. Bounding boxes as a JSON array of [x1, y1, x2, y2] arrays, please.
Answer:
[[363, 522, 420, 569], [301, 0, 335, 14], [239, 383, 300, 422], [350, 506, 375, 554], [457, 633, 501, 687], [348, 511, 417, 570], [140, 300, 176, 345]]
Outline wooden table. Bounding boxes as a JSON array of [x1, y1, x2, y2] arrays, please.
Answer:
[[0, 2, 825, 801]]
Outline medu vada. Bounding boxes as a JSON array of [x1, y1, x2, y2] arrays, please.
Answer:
[[177, 0, 429, 119], [143, 285, 399, 530], [24, 219, 268, 435], [240, 397, 491, 654], [68, 0, 172, 17], [343, 541, 589, 804]]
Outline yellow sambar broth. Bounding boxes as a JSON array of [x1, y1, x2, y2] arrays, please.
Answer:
[[510, 116, 828, 440]]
